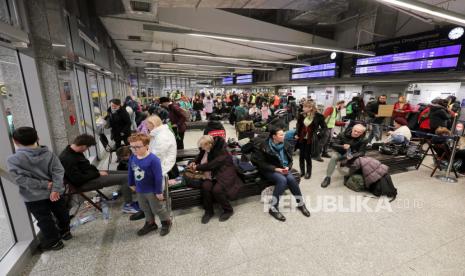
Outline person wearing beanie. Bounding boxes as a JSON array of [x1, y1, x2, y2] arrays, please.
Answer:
[[376, 117, 411, 149]]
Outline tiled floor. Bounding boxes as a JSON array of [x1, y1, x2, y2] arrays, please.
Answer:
[[22, 122, 465, 275]]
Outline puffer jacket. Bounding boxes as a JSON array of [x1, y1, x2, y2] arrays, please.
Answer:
[[350, 156, 388, 187], [149, 124, 177, 175], [429, 104, 451, 131]]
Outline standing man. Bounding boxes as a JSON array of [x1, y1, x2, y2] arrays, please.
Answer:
[[159, 97, 187, 150], [106, 98, 131, 149], [365, 95, 387, 144], [321, 100, 345, 158]]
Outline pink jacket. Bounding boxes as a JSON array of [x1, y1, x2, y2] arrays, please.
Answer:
[[350, 156, 388, 186]]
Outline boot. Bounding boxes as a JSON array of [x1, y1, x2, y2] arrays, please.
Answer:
[[269, 206, 286, 222], [321, 176, 331, 188], [299, 163, 305, 177], [305, 165, 312, 179], [297, 204, 311, 217], [160, 220, 172, 236]]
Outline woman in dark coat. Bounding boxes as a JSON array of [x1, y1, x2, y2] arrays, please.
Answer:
[[251, 128, 310, 222], [429, 99, 452, 132], [189, 136, 243, 224], [295, 101, 327, 179]]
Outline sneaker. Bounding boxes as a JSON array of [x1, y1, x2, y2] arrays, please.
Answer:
[[61, 231, 73, 241], [219, 211, 233, 222], [201, 212, 213, 224], [160, 220, 172, 236], [137, 222, 158, 236], [41, 240, 64, 251], [122, 203, 139, 214], [131, 202, 141, 211], [130, 210, 145, 221]]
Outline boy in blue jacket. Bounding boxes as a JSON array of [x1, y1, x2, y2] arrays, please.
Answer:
[[128, 133, 171, 236], [7, 127, 70, 251]]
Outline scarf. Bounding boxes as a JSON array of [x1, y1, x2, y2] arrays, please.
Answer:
[[269, 139, 288, 167], [304, 114, 314, 127]]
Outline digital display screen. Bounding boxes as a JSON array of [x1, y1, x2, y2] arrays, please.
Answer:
[[291, 63, 336, 73], [291, 70, 336, 80], [356, 45, 462, 66], [236, 74, 253, 84], [354, 57, 459, 75], [222, 77, 233, 85]]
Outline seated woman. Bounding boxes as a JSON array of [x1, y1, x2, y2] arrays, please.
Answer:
[[189, 135, 243, 224], [372, 117, 411, 149], [251, 128, 310, 222], [434, 127, 465, 175]]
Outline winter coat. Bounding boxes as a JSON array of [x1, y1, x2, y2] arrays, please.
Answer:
[[296, 112, 327, 144], [251, 137, 294, 173], [203, 121, 226, 138], [392, 102, 412, 119], [168, 104, 187, 133], [149, 124, 177, 175], [365, 101, 386, 124], [331, 127, 368, 157], [350, 156, 388, 187], [106, 107, 131, 139], [203, 98, 214, 113], [59, 145, 100, 187], [194, 137, 243, 200], [429, 104, 451, 131]]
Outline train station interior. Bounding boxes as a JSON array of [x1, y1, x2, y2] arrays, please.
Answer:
[[1, 0, 465, 275]]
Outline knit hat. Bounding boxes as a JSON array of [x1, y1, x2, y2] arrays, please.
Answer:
[[394, 117, 408, 126]]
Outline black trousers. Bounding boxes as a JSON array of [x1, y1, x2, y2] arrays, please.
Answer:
[[25, 197, 70, 248], [201, 180, 233, 214], [173, 127, 185, 150], [114, 135, 129, 149], [299, 141, 312, 175]]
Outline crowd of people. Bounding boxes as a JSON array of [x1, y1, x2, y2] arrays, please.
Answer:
[[5, 89, 464, 252]]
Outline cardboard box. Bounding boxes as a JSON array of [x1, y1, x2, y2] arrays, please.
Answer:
[[378, 104, 394, 117]]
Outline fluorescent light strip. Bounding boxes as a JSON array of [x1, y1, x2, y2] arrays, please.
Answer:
[[52, 43, 66, 47], [144, 68, 230, 73], [144, 61, 275, 71], [144, 69, 229, 75], [146, 72, 229, 77], [377, 0, 465, 25], [187, 34, 375, 57], [143, 50, 310, 66]]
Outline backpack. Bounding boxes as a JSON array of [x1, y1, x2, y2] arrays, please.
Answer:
[[368, 174, 397, 202], [344, 174, 365, 192]]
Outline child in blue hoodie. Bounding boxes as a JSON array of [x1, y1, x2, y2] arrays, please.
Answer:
[[128, 133, 171, 236], [7, 127, 70, 251]]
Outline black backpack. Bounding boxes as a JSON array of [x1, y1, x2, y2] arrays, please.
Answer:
[[368, 174, 397, 202]]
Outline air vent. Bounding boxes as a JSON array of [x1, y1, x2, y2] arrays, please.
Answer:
[[130, 1, 151, 12], [128, 35, 141, 41]]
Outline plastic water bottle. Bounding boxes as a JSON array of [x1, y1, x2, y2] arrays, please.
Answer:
[[101, 200, 110, 221]]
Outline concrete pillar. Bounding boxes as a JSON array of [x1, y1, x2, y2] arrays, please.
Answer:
[[24, 0, 72, 153]]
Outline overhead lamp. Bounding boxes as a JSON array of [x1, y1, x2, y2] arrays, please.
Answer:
[[142, 24, 374, 56], [377, 0, 465, 26], [142, 50, 310, 66], [186, 34, 374, 57], [144, 61, 275, 71], [144, 68, 230, 75]]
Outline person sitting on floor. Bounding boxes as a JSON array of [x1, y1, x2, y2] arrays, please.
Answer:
[[188, 135, 243, 224], [203, 114, 226, 138], [321, 124, 368, 188], [59, 134, 140, 214], [251, 127, 311, 222], [7, 127, 70, 251], [372, 117, 411, 149]]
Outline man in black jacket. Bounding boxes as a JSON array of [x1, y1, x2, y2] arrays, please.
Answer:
[[59, 134, 139, 214], [321, 124, 368, 188], [365, 95, 387, 144], [106, 98, 131, 149]]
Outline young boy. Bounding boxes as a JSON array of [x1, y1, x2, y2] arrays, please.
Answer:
[[7, 127, 70, 251], [128, 133, 171, 236]]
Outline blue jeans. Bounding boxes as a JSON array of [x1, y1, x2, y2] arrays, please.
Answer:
[[262, 171, 303, 208], [368, 123, 381, 143]]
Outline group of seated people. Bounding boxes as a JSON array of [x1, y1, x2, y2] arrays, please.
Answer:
[[5, 93, 463, 252]]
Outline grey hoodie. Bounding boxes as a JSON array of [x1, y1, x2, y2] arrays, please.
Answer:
[[7, 146, 65, 202]]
